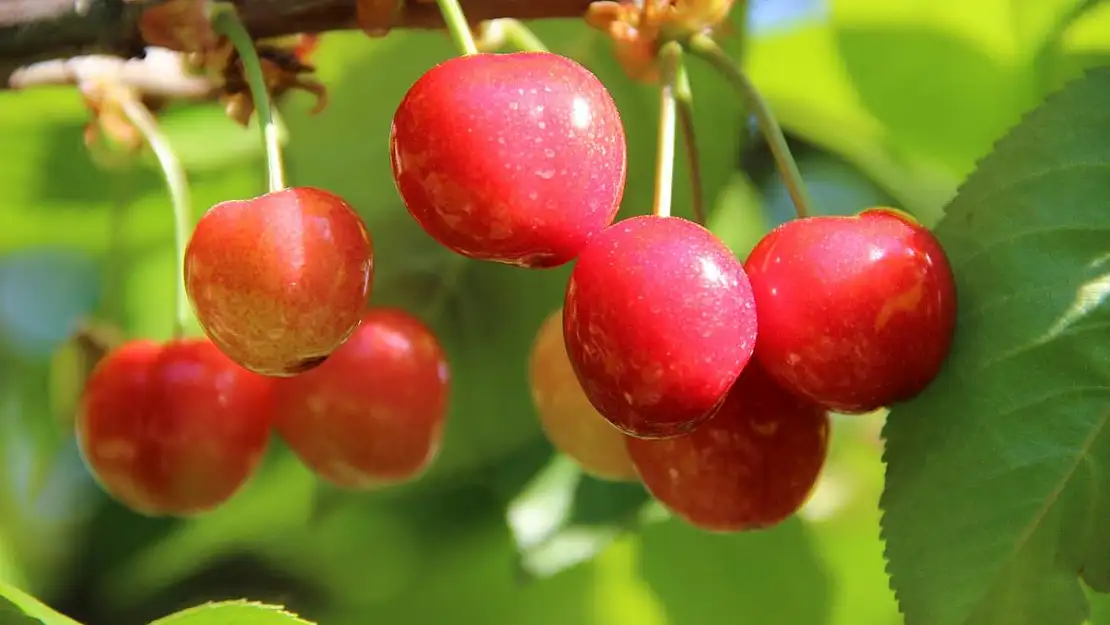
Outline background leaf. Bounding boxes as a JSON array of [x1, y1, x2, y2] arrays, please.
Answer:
[[0, 580, 81, 625], [639, 517, 832, 625], [0, 597, 45, 625], [148, 600, 312, 625], [506, 454, 651, 579], [880, 66, 1110, 625]]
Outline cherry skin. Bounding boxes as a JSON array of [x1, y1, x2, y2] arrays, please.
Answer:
[[273, 307, 451, 489], [744, 207, 957, 413], [184, 186, 374, 377], [76, 338, 274, 517], [562, 215, 758, 439], [529, 308, 638, 481], [389, 51, 627, 268], [626, 361, 830, 532]]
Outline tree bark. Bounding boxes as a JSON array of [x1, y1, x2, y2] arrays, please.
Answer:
[[0, 0, 595, 89]]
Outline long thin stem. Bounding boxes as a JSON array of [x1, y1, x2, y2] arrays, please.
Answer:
[[117, 92, 192, 339], [671, 52, 704, 225], [436, 0, 479, 55], [210, 3, 286, 192], [498, 19, 549, 52], [652, 42, 681, 219], [686, 33, 811, 219]]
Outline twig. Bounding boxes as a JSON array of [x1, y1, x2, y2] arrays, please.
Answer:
[[3, 0, 595, 89]]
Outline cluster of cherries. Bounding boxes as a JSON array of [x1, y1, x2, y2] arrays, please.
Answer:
[[76, 48, 956, 529]]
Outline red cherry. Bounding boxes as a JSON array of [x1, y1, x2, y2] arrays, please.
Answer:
[[563, 215, 758, 439], [389, 51, 627, 268], [273, 307, 450, 489], [627, 361, 830, 532], [76, 338, 274, 516], [184, 186, 374, 377], [745, 207, 957, 413], [529, 308, 638, 482]]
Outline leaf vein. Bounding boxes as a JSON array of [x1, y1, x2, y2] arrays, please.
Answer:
[[969, 407, 1110, 624]]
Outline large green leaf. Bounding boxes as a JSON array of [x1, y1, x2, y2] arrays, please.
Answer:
[[0, 580, 81, 625], [148, 601, 312, 625], [880, 66, 1110, 625]]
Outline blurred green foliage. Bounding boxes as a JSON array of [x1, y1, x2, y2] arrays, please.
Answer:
[[3, 0, 1110, 624]]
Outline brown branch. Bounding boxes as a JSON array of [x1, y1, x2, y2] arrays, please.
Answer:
[[1, 0, 595, 89]]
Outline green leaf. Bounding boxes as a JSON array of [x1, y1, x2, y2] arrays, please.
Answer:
[[0, 579, 81, 625], [148, 600, 312, 625], [506, 454, 650, 579], [880, 66, 1110, 625], [0, 598, 43, 625], [639, 516, 832, 624], [831, 0, 1039, 179]]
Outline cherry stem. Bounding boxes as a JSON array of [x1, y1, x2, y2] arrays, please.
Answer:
[[117, 91, 192, 340], [497, 19, 549, 52], [686, 33, 811, 219], [436, 0, 479, 56], [210, 3, 286, 192], [652, 41, 681, 219], [671, 52, 705, 225]]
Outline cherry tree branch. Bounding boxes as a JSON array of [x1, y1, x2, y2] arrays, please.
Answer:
[[1, 0, 595, 89]]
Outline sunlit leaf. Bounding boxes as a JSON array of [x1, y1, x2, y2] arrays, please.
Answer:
[[0, 579, 81, 625], [881, 66, 1110, 625], [506, 454, 650, 579], [148, 600, 313, 625]]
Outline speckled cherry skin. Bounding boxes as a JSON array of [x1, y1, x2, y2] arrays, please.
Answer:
[[389, 51, 627, 268], [563, 215, 758, 439], [529, 308, 637, 481], [627, 361, 830, 533], [76, 338, 274, 517], [273, 307, 450, 489], [745, 207, 957, 414], [184, 186, 374, 377]]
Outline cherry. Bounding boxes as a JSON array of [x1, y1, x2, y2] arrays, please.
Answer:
[[562, 215, 758, 439], [529, 308, 637, 482], [184, 186, 374, 377], [744, 207, 957, 413], [76, 338, 274, 517], [273, 307, 450, 489], [626, 361, 830, 532], [389, 51, 627, 268]]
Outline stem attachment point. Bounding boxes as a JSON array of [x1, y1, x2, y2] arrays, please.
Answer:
[[435, 0, 480, 56]]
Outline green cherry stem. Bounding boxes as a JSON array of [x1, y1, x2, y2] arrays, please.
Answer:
[[210, 3, 286, 192], [686, 33, 811, 219], [497, 19, 549, 52], [652, 42, 681, 219], [436, 0, 479, 56], [117, 92, 192, 339], [671, 51, 705, 225]]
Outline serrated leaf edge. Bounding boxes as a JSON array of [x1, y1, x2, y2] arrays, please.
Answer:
[[147, 599, 314, 625], [877, 63, 1110, 625]]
